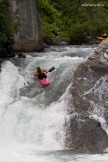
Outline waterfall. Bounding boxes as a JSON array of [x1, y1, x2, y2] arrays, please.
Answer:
[[1, 45, 105, 162]]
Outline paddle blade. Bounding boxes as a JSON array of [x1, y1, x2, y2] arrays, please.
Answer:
[[48, 67, 55, 72]]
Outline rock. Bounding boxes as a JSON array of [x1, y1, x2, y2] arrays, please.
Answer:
[[65, 118, 108, 152], [43, 43, 49, 48], [65, 39, 108, 152], [0, 43, 15, 58], [17, 52, 26, 58]]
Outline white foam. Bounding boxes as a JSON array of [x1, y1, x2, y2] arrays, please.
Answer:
[[0, 46, 102, 162]]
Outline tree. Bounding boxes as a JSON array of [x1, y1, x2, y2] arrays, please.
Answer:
[[0, 0, 16, 44], [38, 0, 108, 44]]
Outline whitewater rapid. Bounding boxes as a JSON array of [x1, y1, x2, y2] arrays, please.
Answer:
[[0, 45, 108, 162]]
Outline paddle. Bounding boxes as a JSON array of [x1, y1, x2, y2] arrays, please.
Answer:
[[47, 67, 55, 73]]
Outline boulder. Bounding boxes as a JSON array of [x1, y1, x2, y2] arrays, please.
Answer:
[[65, 39, 108, 152]]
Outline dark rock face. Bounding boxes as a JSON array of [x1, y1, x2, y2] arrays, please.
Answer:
[[65, 118, 108, 152], [0, 42, 15, 58], [65, 40, 108, 152]]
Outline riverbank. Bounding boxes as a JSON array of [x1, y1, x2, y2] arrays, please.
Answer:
[[0, 43, 48, 59], [0, 37, 101, 59], [46, 36, 101, 46]]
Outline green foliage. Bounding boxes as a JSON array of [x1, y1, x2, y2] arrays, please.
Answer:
[[0, 0, 16, 44], [38, 0, 108, 44], [38, 0, 62, 44]]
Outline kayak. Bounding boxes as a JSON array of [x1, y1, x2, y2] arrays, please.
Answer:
[[35, 67, 55, 86], [96, 36, 108, 41], [38, 77, 51, 86]]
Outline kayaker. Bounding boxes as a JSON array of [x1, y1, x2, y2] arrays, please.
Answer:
[[35, 67, 47, 79], [102, 33, 107, 38]]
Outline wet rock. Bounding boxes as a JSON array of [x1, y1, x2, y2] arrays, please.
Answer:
[[0, 40, 15, 58], [66, 39, 108, 152], [43, 43, 49, 48], [17, 52, 26, 58], [65, 118, 108, 152]]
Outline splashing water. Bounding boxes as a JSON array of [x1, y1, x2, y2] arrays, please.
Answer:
[[0, 45, 108, 162]]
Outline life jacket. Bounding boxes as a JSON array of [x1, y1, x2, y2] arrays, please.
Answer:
[[35, 68, 46, 77]]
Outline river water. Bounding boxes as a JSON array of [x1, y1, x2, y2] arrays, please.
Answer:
[[0, 45, 108, 162]]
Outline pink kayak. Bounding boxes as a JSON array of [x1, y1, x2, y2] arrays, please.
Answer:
[[38, 77, 51, 86]]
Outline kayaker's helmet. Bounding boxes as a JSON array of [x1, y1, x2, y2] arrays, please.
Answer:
[[102, 33, 107, 38], [103, 33, 107, 36], [37, 67, 41, 74]]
